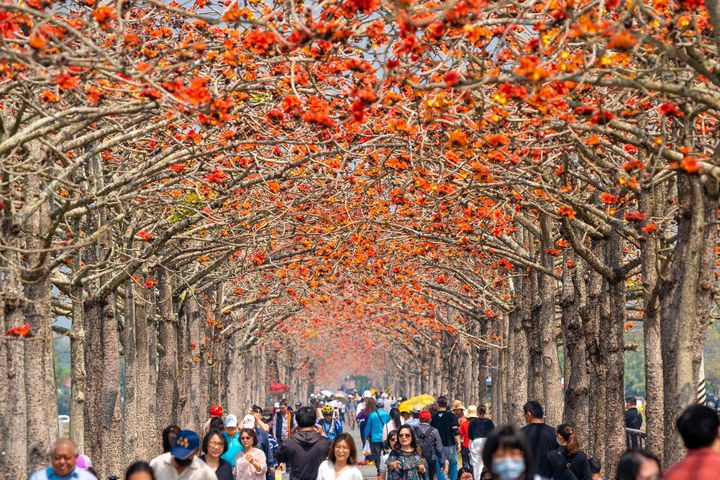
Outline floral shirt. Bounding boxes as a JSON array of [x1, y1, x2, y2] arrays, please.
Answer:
[[386, 449, 426, 480]]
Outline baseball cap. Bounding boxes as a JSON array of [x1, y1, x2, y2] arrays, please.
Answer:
[[399, 404, 411, 414], [209, 405, 223, 417], [411, 404, 423, 414], [295, 402, 302, 408], [243, 414, 256, 428], [363, 390, 372, 398], [225, 414, 238, 428], [377, 399, 385, 408], [251, 405, 263, 414], [171, 430, 200, 459], [419, 410, 432, 422]]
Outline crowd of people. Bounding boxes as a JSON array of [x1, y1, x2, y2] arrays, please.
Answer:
[[29, 391, 720, 480]]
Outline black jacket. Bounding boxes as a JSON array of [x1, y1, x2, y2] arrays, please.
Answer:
[[276, 429, 331, 480], [543, 447, 593, 480], [625, 408, 643, 429]]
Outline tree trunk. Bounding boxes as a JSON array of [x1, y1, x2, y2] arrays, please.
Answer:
[[156, 265, 179, 439]]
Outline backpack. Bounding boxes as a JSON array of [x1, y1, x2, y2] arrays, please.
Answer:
[[550, 449, 580, 480], [414, 425, 435, 460]]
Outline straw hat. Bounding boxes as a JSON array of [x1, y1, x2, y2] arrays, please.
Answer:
[[452, 400, 465, 411], [465, 405, 478, 418]]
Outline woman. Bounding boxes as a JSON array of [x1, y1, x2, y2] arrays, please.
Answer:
[[379, 430, 399, 480], [383, 407, 402, 442], [365, 397, 391, 476], [545, 424, 592, 480], [125, 461, 155, 480], [201, 429, 234, 480], [235, 428, 267, 480], [386, 425, 427, 480], [481, 425, 535, 480], [317, 433, 363, 480], [615, 449, 661, 480]]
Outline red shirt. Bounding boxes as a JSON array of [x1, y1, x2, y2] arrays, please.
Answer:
[[458, 417, 470, 448], [664, 447, 720, 480]]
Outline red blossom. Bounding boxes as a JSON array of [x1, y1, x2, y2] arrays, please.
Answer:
[[6, 323, 32, 337], [136, 230, 154, 241], [624, 211, 647, 222]]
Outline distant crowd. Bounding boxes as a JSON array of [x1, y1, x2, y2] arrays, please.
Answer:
[[29, 391, 720, 480]]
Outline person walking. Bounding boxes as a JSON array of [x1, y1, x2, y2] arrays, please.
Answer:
[[125, 462, 155, 480], [380, 430, 400, 480], [29, 438, 97, 480], [543, 424, 592, 480], [386, 425, 428, 480], [624, 398, 643, 449], [235, 428, 268, 480], [273, 399, 297, 449], [318, 404, 344, 440], [453, 401, 470, 469], [365, 397, 392, 475], [276, 406, 332, 480], [244, 413, 276, 480], [316, 433, 363, 480], [200, 430, 234, 480], [520, 401, 558, 479], [431, 396, 461, 480], [415, 409, 446, 480], [347, 396, 358, 430], [663, 404, 720, 479], [467, 405, 494, 479], [383, 407, 402, 442], [223, 414, 245, 466], [150, 430, 217, 480]]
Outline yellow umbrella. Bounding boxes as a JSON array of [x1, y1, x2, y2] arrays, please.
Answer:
[[399, 394, 436, 412]]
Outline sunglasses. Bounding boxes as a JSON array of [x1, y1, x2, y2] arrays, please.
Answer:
[[240, 436, 252, 440], [398, 433, 412, 438]]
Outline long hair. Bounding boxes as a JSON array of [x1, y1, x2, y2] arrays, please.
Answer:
[[393, 425, 419, 454], [557, 424, 580, 456], [328, 433, 358, 465], [389, 407, 401, 429], [364, 397, 377, 416]]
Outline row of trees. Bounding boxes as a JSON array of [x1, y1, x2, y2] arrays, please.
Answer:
[[1, 0, 719, 478]]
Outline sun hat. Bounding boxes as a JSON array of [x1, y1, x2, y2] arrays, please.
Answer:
[[465, 405, 478, 418], [225, 414, 238, 428], [411, 404, 424, 414], [452, 400, 465, 410], [171, 430, 200, 460]]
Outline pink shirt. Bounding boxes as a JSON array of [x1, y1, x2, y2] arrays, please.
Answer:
[[664, 447, 720, 480], [234, 447, 267, 480]]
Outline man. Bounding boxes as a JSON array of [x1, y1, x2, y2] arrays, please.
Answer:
[[466, 405, 495, 479], [29, 438, 97, 480], [520, 400, 558, 479], [221, 414, 243, 466], [415, 409, 447, 480], [625, 397, 643, 448], [664, 404, 720, 479], [245, 413, 276, 480], [150, 430, 216, 480], [317, 404, 343, 440], [399, 403, 412, 425], [452, 400, 470, 468], [252, 404, 271, 433], [276, 406, 331, 480], [431, 396, 461, 480], [273, 399, 297, 448]]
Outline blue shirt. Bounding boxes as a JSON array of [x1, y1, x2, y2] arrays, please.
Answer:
[[221, 431, 244, 465], [29, 467, 97, 480], [365, 409, 391, 443], [317, 418, 343, 440]]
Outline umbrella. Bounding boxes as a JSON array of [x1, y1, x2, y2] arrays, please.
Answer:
[[334, 391, 347, 398], [320, 389, 334, 397], [399, 394, 435, 412]]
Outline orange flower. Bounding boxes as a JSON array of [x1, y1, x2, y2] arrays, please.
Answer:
[[558, 206, 576, 219]]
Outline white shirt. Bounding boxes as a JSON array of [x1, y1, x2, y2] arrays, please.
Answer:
[[316, 460, 363, 480], [356, 402, 365, 416], [150, 452, 218, 480]]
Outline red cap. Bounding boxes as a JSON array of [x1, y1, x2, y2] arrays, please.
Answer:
[[419, 410, 432, 422], [210, 405, 223, 417]]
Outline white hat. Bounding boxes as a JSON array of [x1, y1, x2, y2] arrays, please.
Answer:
[[363, 390, 372, 398], [225, 414, 238, 428], [242, 414, 256, 429], [274, 402, 280, 408]]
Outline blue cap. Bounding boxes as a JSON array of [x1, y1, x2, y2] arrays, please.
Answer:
[[171, 430, 199, 459]]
